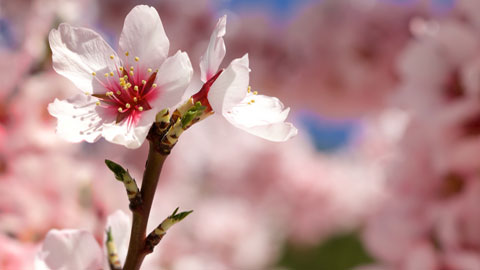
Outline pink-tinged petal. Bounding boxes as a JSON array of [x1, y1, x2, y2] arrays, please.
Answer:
[[48, 94, 105, 143], [200, 15, 227, 82], [152, 51, 193, 109], [101, 109, 156, 149], [224, 95, 297, 142], [119, 5, 169, 69], [35, 229, 103, 270], [103, 211, 131, 265], [208, 54, 250, 114], [49, 23, 120, 93]]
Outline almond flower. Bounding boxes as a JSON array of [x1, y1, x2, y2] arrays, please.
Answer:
[[48, 5, 193, 148], [35, 211, 130, 270], [192, 16, 297, 142]]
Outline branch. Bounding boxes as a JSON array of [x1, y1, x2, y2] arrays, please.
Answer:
[[105, 227, 122, 270], [144, 207, 193, 253]]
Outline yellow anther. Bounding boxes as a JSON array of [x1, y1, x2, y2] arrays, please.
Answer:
[[104, 73, 109, 77], [147, 68, 152, 73], [130, 66, 134, 71], [253, 91, 258, 95], [110, 72, 114, 77], [251, 99, 255, 103], [125, 51, 129, 56], [118, 107, 123, 112], [95, 101, 101, 106], [133, 97, 138, 102], [110, 55, 114, 59], [152, 84, 157, 88], [84, 91, 90, 95], [119, 66, 124, 71], [142, 80, 146, 85], [126, 83, 132, 88], [91, 72, 96, 76], [134, 56, 139, 62], [116, 90, 122, 95], [248, 101, 251, 105], [124, 75, 128, 80], [138, 106, 144, 111], [134, 85, 139, 91], [247, 86, 251, 93], [130, 71, 134, 76], [125, 103, 131, 109]]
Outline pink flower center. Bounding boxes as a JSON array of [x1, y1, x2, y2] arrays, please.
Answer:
[[92, 55, 159, 127]]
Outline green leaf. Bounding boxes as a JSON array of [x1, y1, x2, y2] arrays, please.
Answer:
[[105, 160, 127, 182]]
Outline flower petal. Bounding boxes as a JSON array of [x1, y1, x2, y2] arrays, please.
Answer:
[[101, 109, 156, 149], [224, 94, 297, 142], [49, 23, 119, 93], [103, 211, 131, 265], [208, 54, 250, 114], [152, 50, 193, 110], [48, 94, 105, 143], [119, 5, 169, 69], [35, 229, 103, 270], [200, 15, 227, 82]]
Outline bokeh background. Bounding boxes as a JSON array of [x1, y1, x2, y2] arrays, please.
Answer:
[[3, 0, 480, 269]]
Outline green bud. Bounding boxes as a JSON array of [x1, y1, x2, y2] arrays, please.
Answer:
[[105, 160, 127, 182]]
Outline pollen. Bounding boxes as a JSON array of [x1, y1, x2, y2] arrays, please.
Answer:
[[125, 103, 131, 109], [110, 55, 114, 59], [147, 68, 152, 73], [130, 71, 134, 76], [91, 72, 96, 76], [104, 73, 109, 77], [247, 86, 251, 93], [116, 90, 122, 95], [95, 101, 101, 106], [125, 51, 129, 56], [134, 56, 139, 62], [253, 91, 258, 95], [133, 97, 138, 102], [126, 83, 132, 88], [118, 107, 123, 112], [152, 84, 157, 88], [142, 80, 146, 85], [124, 75, 128, 80], [109, 72, 114, 77], [251, 99, 255, 103], [130, 66, 134, 71], [119, 66, 124, 71], [84, 91, 91, 95], [138, 106, 144, 111], [134, 85, 139, 91]]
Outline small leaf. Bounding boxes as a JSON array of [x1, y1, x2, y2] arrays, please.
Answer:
[[170, 209, 193, 222], [105, 160, 126, 182]]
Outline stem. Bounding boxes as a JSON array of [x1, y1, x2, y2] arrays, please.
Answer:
[[123, 141, 167, 270]]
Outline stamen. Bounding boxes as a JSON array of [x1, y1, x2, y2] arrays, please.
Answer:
[[147, 68, 152, 73], [247, 86, 251, 93], [130, 71, 134, 76], [84, 91, 91, 95], [130, 66, 134, 71], [125, 51, 129, 56], [133, 97, 138, 102], [110, 72, 114, 77], [138, 106, 144, 111], [125, 103, 131, 109], [142, 80, 146, 85], [253, 91, 258, 95], [134, 85, 139, 91], [134, 56, 139, 62], [116, 91, 122, 95], [110, 55, 115, 60], [152, 84, 157, 88], [104, 73, 109, 77], [118, 107, 123, 112], [96, 101, 101, 106], [119, 67, 124, 72], [92, 72, 96, 76], [251, 99, 255, 103]]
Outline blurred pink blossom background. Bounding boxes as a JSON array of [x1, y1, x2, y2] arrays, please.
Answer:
[[2, 0, 479, 269]]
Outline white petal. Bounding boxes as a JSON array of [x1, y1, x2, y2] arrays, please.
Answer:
[[152, 51, 193, 109], [119, 5, 169, 69], [101, 109, 156, 149], [35, 229, 103, 270], [49, 23, 120, 93], [48, 94, 105, 143], [208, 54, 250, 114], [104, 211, 131, 265], [224, 94, 298, 142], [200, 15, 227, 82]]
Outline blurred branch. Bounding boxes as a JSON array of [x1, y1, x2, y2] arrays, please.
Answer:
[[105, 160, 142, 211], [105, 227, 122, 270]]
